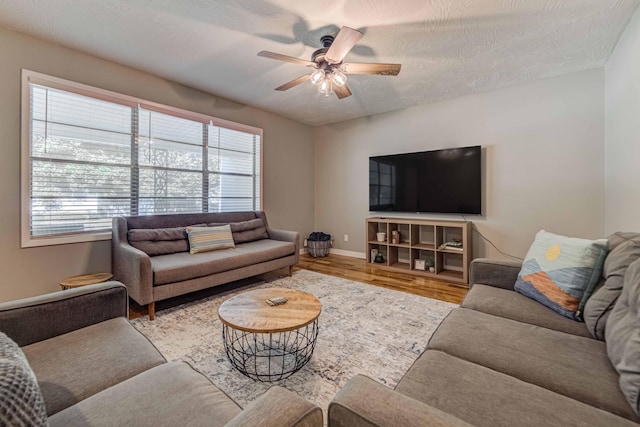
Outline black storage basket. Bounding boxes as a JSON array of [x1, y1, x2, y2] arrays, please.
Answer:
[[307, 232, 332, 257], [307, 240, 331, 257]]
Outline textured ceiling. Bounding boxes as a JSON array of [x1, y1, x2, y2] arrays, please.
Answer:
[[0, 0, 638, 126]]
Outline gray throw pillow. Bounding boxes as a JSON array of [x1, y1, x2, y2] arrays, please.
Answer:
[[128, 227, 189, 256], [584, 232, 640, 340], [229, 219, 268, 244], [0, 332, 48, 426], [605, 258, 640, 415], [206, 220, 268, 244]]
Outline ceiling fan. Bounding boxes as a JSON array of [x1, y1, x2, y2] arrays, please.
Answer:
[[257, 26, 401, 99]]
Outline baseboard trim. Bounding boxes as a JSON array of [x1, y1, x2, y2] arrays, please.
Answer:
[[300, 247, 366, 259], [330, 248, 366, 259]]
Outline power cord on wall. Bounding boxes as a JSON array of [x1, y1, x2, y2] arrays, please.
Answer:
[[461, 215, 524, 261]]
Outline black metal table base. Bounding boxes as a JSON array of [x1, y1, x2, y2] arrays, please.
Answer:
[[222, 320, 319, 382]]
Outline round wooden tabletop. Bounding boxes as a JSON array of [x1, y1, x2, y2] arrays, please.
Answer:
[[218, 288, 322, 333], [59, 273, 113, 289]]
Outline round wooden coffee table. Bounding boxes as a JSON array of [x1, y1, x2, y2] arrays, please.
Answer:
[[218, 287, 322, 382]]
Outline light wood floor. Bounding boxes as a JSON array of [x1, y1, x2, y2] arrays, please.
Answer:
[[130, 253, 468, 319]]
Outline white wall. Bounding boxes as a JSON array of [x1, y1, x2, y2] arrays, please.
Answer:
[[0, 27, 314, 301], [314, 69, 606, 259], [605, 6, 640, 234]]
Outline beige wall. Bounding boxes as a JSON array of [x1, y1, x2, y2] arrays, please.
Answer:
[[0, 27, 314, 301], [314, 69, 606, 259], [605, 6, 640, 234]]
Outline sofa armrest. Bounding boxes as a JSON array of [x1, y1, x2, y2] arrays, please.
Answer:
[[0, 281, 128, 346], [225, 386, 322, 427], [268, 228, 299, 245], [112, 217, 153, 305], [268, 228, 300, 257], [329, 375, 471, 427], [469, 258, 522, 291]]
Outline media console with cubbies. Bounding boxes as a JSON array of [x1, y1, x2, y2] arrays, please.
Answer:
[[366, 217, 472, 286]]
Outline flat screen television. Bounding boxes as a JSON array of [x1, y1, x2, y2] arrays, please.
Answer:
[[369, 146, 481, 214]]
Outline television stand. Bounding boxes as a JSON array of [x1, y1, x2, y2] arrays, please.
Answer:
[[366, 217, 472, 286]]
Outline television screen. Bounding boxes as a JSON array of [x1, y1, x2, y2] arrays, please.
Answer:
[[369, 146, 481, 214]]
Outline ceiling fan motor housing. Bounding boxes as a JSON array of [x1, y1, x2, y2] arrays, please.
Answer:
[[312, 35, 338, 68], [311, 48, 328, 62], [320, 35, 335, 48]]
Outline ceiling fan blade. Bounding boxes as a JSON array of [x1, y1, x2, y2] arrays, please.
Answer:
[[258, 51, 315, 67], [325, 27, 363, 64], [334, 84, 352, 99], [275, 74, 312, 91], [341, 62, 401, 76]]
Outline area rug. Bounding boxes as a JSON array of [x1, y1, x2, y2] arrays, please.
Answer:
[[131, 269, 456, 414]]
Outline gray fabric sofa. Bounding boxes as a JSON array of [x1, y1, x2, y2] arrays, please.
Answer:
[[112, 211, 299, 319], [329, 232, 640, 427], [0, 282, 322, 426]]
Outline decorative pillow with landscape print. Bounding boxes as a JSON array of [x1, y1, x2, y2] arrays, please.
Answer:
[[515, 230, 608, 320]]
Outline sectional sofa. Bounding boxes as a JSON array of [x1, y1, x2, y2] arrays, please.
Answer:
[[329, 232, 640, 426], [0, 282, 322, 426], [112, 211, 299, 319]]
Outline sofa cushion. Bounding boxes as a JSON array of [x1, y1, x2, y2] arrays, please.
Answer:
[[23, 317, 166, 416], [206, 219, 269, 244], [0, 332, 48, 427], [186, 225, 235, 254], [514, 230, 608, 320], [395, 350, 639, 427], [461, 284, 592, 338], [606, 258, 640, 415], [124, 211, 259, 230], [585, 232, 640, 340], [428, 308, 637, 420], [230, 218, 269, 244], [48, 362, 242, 427], [151, 239, 295, 285], [128, 227, 188, 256]]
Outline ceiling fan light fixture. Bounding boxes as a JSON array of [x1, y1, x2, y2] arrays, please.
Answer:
[[330, 70, 347, 87], [310, 69, 325, 85]]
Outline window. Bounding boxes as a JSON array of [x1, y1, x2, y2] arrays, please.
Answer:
[[21, 70, 262, 247]]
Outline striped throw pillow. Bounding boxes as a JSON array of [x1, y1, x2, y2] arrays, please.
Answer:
[[186, 225, 235, 254]]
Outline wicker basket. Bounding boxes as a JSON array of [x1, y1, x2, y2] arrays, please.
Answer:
[[307, 240, 331, 257]]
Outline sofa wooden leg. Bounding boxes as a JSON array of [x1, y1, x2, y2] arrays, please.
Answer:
[[289, 265, 293, 277], [148, 302, 155, 321]]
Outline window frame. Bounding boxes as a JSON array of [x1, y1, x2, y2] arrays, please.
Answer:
[[21, 69, 263, 248]]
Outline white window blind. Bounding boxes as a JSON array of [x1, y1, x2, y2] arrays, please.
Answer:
[[23, 71, 262, 247], [138, 109, 204, 215], [208, 126, 261, 212], [30, 85, 132, 236]]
